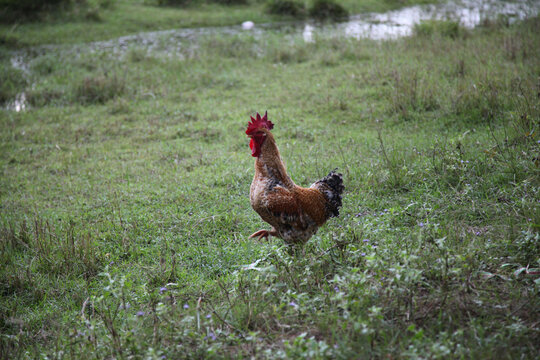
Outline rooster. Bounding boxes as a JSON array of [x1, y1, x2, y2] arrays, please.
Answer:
[[246, 111, 344, 245]]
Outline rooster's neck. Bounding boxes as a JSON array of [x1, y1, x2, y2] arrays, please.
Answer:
[[255, 135, 294, 187]]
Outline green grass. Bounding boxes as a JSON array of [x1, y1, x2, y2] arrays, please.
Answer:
[[1, 15, 539, 359]]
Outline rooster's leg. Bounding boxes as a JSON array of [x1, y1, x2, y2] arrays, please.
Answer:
[[249, 228, 277, 241]]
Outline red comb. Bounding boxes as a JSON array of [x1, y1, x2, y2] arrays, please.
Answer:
[[246, 111, 274, 135]]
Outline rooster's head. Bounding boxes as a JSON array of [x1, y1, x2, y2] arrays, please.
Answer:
[[246, 111, 273, 157]]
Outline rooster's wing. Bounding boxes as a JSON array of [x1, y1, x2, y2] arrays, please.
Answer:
[[260, 185, 327, 243]]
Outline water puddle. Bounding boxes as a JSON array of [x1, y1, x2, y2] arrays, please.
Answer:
[[333, 0, 538, 40], [5, 0, 539, 112]]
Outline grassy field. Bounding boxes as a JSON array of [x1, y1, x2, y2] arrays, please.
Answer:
[[1, 6, 539, 360]]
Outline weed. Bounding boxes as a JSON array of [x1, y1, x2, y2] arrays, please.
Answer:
[[388, 69, 439, 120], [75, 73, 126, 104]]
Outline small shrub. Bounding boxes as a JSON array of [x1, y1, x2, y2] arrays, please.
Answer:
[[308, 0, 348, 21], [413, 20, 463, 39], [75, 73, 126, 104], [265, 0, 305, 18]]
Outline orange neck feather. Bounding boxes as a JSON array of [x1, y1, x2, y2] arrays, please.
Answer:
[[254, 131, 294, 187]]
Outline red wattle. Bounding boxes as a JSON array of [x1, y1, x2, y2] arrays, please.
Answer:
[[250, 138, 256, 156], [249, 138, 260, 157]]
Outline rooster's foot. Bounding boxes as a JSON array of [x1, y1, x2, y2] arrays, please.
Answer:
[[249, 229, 272, 241]]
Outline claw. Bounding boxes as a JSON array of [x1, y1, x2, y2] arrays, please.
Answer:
[[249, 229, 270, 241]]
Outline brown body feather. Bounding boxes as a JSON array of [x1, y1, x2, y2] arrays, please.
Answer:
[[249, 128, 343, 245]]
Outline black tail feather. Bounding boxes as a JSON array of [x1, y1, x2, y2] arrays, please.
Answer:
[[313, 169, 344, 218]]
